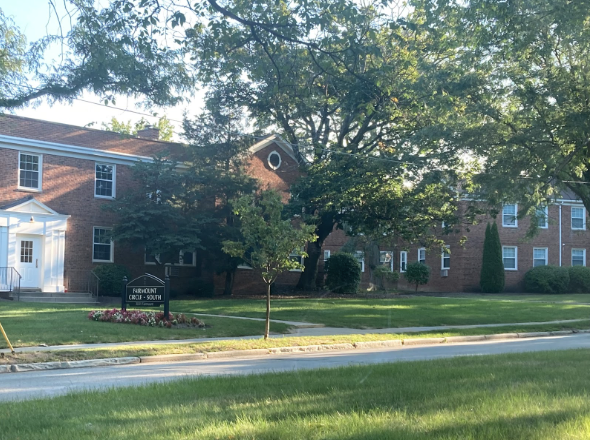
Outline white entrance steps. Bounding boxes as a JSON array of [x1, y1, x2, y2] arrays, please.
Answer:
[[11, 291, 98, 304]]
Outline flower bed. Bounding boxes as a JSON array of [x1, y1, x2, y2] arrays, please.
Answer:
[[88, 308, 205, 328]]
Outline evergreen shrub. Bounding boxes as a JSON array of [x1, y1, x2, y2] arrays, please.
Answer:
[[568, 266, 590, 293], [404, 262, 430, 291], [325, 253, 361, 294], [524, 265, 570, 294], [92, 264, 131, 297], [480, 222, 505, 293]]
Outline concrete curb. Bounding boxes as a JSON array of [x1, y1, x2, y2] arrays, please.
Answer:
[[0, 329, 584, 374]]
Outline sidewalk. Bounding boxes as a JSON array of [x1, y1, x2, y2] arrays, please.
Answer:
[[1, 317, 587, 354]]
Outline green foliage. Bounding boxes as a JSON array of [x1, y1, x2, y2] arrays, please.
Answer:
[[0, 2, 193, 109], [325, 253, 362, 294], [524, 266, 570, 294], [413, 0, 590, 215], [567, 267, 590, 293], [373, 265, 400, 284], [107, 157, 202, 263], [404, 262, 431, 292], [101, 116, 175, 141], [480, 223, 505, 293], [92, 264, 131, 297], [223, 190, 317, 285]]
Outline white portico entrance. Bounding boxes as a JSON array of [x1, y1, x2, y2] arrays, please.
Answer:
[[0, 198, 69, 292]]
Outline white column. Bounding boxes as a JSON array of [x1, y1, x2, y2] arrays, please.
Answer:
[[0, 226, 8, 268]]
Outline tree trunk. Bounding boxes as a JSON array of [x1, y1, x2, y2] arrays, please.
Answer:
[[296, 215, 335, 291], [223, 269, 235, 296], [264, 282, 271, 339], [296, 240, 322, 290]]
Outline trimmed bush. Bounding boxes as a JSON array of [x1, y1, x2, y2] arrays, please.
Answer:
[[404, 262, 431, 292], [568, 266, 590, 293], [325, 253, 361, 294], [93, 264, 131, 297], [524, 265, 570, 294], [480, 222, 505, 293]]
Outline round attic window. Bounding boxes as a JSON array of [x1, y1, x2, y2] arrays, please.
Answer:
[[268, 150, 282, 170]]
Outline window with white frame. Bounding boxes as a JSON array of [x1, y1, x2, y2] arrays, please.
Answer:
[[418, 248, 426, 265], [533, 248, 548, 267], [354, 251, 365, 272], [179, 250, 196, 266], [289, 248, 304, 271], [572, 207, 586, 230], [502, 204, 517, 227], [93, 227, 113, 262], [572, 249, 586, 266], [536, 206, 548, 229], [441, 247, 450, 270], [323, 250, 331, 262], [18, 152, 42, 191], [379, 251, 393, 271], [502, 246, 517, 270], [400, 251, 407, 272], [144, 250, 195, 266], [95, 163, 116, 198]]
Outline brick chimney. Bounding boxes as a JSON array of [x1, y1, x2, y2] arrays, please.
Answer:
[[136, 125, 160, 140]]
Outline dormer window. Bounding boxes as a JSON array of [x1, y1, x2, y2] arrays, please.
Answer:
[[267, 151, 282, 170]]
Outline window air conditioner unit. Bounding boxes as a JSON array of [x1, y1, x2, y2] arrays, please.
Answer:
[[165, 266, 180, 277], [440, 269, 449, 277]]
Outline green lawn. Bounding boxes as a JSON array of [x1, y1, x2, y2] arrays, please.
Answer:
[[0, 302, 291, 348], [173, 296, 590, 328], [3, 350, 590, 439], [473, 293, 590, 303]]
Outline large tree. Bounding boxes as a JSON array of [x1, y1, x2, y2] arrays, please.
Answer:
[[413, 0, 590, 218], [187, 0, 469, 289]]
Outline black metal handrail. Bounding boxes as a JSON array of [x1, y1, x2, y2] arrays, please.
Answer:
[[0, 267, 21, 300], [89, 270, 100, 299]]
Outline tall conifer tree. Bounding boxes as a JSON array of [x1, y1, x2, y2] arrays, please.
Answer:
[[480, 222, 505, 293]]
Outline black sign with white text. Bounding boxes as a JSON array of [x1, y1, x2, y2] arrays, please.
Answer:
[[124, 274, 167, 307]]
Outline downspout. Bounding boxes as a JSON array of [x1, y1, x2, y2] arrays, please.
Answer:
[[559, 204, 562, 267]]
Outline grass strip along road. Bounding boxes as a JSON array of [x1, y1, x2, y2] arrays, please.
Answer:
[[2, 349, 590, 439], [2, 320, 589, 365]]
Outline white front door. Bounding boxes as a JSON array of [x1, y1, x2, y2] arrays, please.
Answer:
[[16, 235, 42, 289]]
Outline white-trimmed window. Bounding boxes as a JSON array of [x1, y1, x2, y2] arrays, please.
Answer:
[[502, 246, 518, 270], [354, 251, 365, 272], [536, 206, 548, 229], [93, 227, 113, 262], [323, 250, 331, 262], [418, 248, 426, 265], [18, 152, 42, 191], [572, 207, 586, 230], [400, 251, 407, 272], [179, 250, 196, 266], [379, 251, 393, 271], [533, 248, 548, 267], [95, 163, 116, 198], [502, 204, 517, 227], [572, 249, 586, 266], [289, 248, 304, 271], [267, 150, 282, 170], [441, 246, 450, 270]]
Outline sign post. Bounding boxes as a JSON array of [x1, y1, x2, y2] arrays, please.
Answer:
[[124, 273, 169, 319], [121, 276, 128, 312]]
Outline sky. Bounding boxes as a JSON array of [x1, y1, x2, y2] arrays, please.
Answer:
[[2, 1, 203, 138]]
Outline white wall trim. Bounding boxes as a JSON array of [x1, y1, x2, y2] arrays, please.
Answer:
[[0, 134, 162, 166]]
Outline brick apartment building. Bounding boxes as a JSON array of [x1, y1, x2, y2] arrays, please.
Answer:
[[0, 114, 587, 295]]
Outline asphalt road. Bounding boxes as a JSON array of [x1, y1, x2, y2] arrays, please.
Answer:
[[2, 334, 589, 402]]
